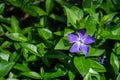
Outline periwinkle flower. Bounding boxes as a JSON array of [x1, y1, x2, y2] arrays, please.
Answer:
[[99, 56, 105, 64], [68, 29, 95, 56]]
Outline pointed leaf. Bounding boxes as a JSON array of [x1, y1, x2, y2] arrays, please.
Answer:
[[20, 43, 38, 55], [11, 16, 20, 33], [0, 61, 14, 77], [6, 33, 27, 42], [21, 71, 42, 79], [110, 53, 119, 74]]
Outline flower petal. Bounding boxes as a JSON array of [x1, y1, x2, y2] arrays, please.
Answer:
[[68, 33, 78, 43], [70, 43, 80, 53], [83, 35, 95, 44], [77, 29, 86, 39], [80, 44, 89, 56]]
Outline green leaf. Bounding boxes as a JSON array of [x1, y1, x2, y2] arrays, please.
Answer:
[[0, 25, 4, 34], [0, 3, 5, 14], [6, 0, 22, 7], [44, 68, 66, 80], [100, 30, 120, 40], [37, 43, 46, 56], [6, 33, 27, 42], [49, 14, 66, 23], [117, 46, 120, 55], [1, 41, 12, 49], [2, 24, 12, 33], [0, 52, 10, 61], [23, 6, 46, 16], [85, 15, 97, 36], [14, 63, 30, 72], [68, 71, 75, 80], [64, 6, 78, 28], [88, 47, 105, 56], [84, 68, 100, 80], [101, 13, 117, 24], [22, 27, 32, 35], [116, 73, 120, 80], [74, 56, 90, 76], [111, 25, 120, 36], [83, 3, 96, 15], [46, 0, 54, 13], [88, 60, 106, 72], [71, 6, 84, 20], [74, 56, 106, 76], [20, 43, 38, 55], [40, 67, 44, 79], [28, 55, 37, 61], [54, 36, 70, 50], [21, 71, 42, 79], [38, 28, 52, 40], [11, 16, 20, 33], [0, 61, 14, 77], [110, 53, 119, 74], [10, 52, 20, 62]]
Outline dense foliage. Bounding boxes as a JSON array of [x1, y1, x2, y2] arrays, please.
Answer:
[[0, 0, 120, 80]]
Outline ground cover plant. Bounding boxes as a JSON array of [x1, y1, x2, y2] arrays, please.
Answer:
[[0, 0, 120, 80]]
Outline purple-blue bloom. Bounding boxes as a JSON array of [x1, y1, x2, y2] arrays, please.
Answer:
[[68, 29, 95, 56], [99, 56, 105, 64]]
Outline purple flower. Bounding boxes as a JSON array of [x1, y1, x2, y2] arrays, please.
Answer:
[[99, 56, 105, 64], [68, 29, 95, 56]]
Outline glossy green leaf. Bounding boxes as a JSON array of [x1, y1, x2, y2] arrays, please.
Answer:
[[71, 6, 84, 20], [22, 27, 32, 35], [38, 28, 52, 40], [74, 56, 90, 76], [6, 33, 27, 42], [23, 6, 46, 16], [100, 30, 120, 40], [46, 0, 54, 13], [28, 55, 37, 61], [74, 56, 106, 76], [101, 13, 117, 24], [88, 47, 105, 56], [21, 71, 42, 79], [49, 14, 66, 23], [1, 41, 12, 48], [11, 16, 20, 33], [0, 52, 10, 61], [110, 53, 119, 74], [10, 52, 20, 62], [44, 68, 66, 80], [14, 63, 30, 72], [68, 71, 75, 80], [6, 0, 22, 7], [64, 6, 78, 28], [117, 46, 120, 55], [85, 15, 97, 36], [84, 68, 100, 80], [54, 36, 70, 50], [0, 61, 14, 77], [20, 43, 38, 55], [2, 24, 12, 33], [111, 25, 120, 36], [37, 43, 46, 56], [88, 59, 106, 72]]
